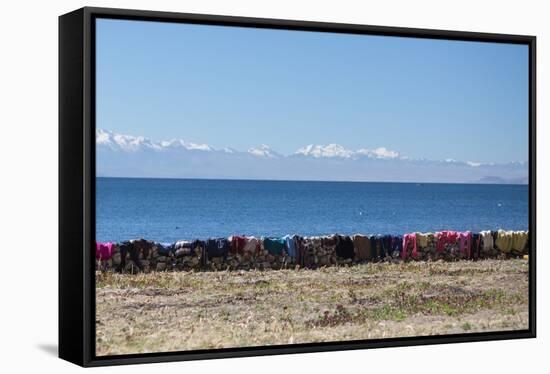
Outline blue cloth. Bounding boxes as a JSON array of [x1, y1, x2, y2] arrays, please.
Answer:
[[369, 236, 379, 259], [391, 236, 403, 257], [263, 237, 285, 255], [380, 235, 393, 257], [283, 235, 297, 258], [205, 238, 229, 260]]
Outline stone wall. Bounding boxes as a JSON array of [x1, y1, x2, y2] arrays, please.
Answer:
[[95, 232, 529, 273]]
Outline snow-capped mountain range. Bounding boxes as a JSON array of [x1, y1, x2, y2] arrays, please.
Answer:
[[97, 129, 431, 162], [97, 129, 404, 160], [96, 129, 528, 184], [294, 144, 400, 160], [97, 129, 214, 152]]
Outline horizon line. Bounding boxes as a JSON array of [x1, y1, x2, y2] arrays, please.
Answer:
[[96, 175, 528, 186]]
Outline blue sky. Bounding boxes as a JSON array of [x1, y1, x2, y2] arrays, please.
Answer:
[[96, 18, 529, 164]]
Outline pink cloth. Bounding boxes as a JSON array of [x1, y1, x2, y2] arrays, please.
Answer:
[[402, 233, 417, 260], [96, 242, 114, 260], [458, 231, 472, 258], [436, 231, 459, 253]]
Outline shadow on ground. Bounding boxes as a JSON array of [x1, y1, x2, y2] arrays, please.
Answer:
[[37, 344, 58, 357]]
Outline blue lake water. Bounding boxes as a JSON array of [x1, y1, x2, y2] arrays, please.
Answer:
[[96, 177, 529, 243]]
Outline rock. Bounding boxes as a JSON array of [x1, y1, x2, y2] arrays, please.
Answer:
[[156, 262, 166, 271], [112, 253, 121, 266]]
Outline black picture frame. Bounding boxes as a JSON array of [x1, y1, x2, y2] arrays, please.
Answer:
[[59, 6, 537, 367]]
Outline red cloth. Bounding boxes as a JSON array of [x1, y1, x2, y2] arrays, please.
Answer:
[[436, 231, 459, 253], [458, 231, 472, 258], [230, 236, 247, 255], [402, 233, 417, 260], [96, 242, 114, 260]]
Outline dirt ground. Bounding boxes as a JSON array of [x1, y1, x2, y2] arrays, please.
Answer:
[[95, 259, 529, 356]]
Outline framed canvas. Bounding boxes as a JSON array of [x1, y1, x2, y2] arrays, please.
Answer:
[[59, 6, 536, 367]]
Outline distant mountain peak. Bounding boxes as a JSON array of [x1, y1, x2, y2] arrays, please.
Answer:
[[356, 147, 400, 159], [248, 144, 280, 158], [222, 147, 237, 154], [295, 144, 354, 158], [295, 144, 400, 160], [96, 129, 161, 151], [96, 129, 212, 152]]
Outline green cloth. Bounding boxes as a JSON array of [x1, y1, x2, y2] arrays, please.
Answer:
[[263, 237, 285, 255]]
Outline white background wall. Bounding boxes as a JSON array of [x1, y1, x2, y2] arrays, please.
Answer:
[[0, 0, 547, 371]]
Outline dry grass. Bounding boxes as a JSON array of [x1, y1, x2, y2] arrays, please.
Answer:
[[96, 259, 529, 356]]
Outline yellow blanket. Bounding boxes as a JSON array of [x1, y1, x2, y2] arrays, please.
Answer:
[[511, 231, 528, 252], [495, 230, 529, 253], [495, 230, 513, 252]]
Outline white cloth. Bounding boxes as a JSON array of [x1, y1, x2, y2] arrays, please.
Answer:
[[480, 230, 493, 250], [174, 240, 192, 249]]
